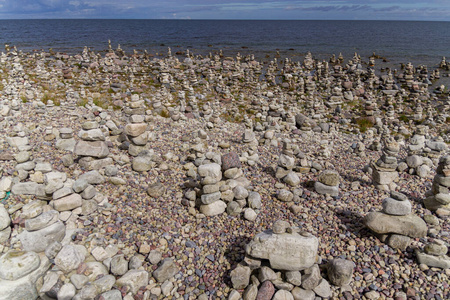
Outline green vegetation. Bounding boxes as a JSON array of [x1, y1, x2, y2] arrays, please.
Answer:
[[355, 117, 374, 133]]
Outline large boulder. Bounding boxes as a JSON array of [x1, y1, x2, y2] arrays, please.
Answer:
[[245, 230, 318, 271], [364, 211, 427, 238]]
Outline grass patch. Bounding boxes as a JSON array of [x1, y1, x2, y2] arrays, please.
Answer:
[[77, 98, 89, 107], [355, 117, 374, 133], [93, 97, 110, 109], [399, 114, 409, 122]]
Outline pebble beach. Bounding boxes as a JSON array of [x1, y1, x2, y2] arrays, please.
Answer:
[[0, 44, 449, 300]]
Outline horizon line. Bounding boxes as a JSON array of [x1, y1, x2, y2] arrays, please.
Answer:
[[0, 18, 449, 22]]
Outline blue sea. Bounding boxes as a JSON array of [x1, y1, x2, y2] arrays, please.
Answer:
[[0, 19, 449, 68]]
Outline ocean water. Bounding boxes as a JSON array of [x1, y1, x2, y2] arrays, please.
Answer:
[[0, 19, 449, 68]]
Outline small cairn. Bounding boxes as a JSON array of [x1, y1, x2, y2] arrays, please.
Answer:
[[423, 155, 450, 216], [371, 137, 399, 191], [314, 170, 340, 197], [55, 127, 76, 152], [229, 220, 355, 299], [415, 239, 450, 269], [74, 121, 109, 169], [276, 139, 300, 187], [364, 191, 427, 250], [124, 114, 149, 157], [184, 152, 261, 220]]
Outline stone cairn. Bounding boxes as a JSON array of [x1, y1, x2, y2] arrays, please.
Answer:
[[371, 137, 399, 191], [55, 127, 76, 152], [423, 155, 450, 216], [183, 151, 262, 221], [276, 139, 300, 187], [415, 239, 450, 269], [400, 126, 430, 178], [314, 170, 340, 197], [242, 128, 260, 166], [364, 191, 427, 250], [73, 120, 110, 170], [229, 220, 355, 299]]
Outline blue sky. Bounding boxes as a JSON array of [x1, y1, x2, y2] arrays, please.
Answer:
[[0, 0, 449, 21]]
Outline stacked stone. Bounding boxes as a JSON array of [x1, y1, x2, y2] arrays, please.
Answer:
[[184, 152, 262, 220], [55, 127, 76, 152], [314, 170, 340, 197], [229, 220, 355, 299], [74, 121, 110, 170], [124, 114, 151, 157], [371, 137, 399, 191], [364, 191, 427, 250], [241, 129, 260, 166], [276, 139, 300, 187], [125, 92, 146, 116], [423, 155, 450, 216], [424, 137, 448, 165], [415, 239, 450, 269]]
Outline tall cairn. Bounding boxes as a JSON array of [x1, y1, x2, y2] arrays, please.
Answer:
[[372, 137, 399, 191], [423, 155, 450, 216]]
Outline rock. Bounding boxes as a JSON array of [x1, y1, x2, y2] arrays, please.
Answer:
[[406, 155, 423, 168], [0, 250, 40, 280], [277, 189, 293, 202], [116, 269, 149, 294], [74, 140, 109, 158], [372, 168, 398, 184], [132, 155, 154, 172], [258, 266, 277, 282], [124, 123, 147, 137], [222, 152, 242, 170], [227, 201, 242, 216], [53, 193, 83, 211], [318, 170, 340, 186], [313, 279, 332, 298], [314, 181, 339, 196], [70, 274, 89, 290], [78, 129, 105, 141], [230, 263, 251, 289], [25, 210, 59, 231], [382, 197, 412, 216], [0, 204, 11, 230], [147, 182, 166, 198], [228, 289, 241, 300], [11, 182, 38, 195], [243, 284, 258, 300], [78, 170, 105, 184], [247, 192, 262, 209], [198, 163, 222, 184], [19, 221, 65, 252], [278, 154, 295, 169], [364, 211, 427, 238], [244, 208, 258, 221], [387, 234, 411, 250], [283, 172, 300, 187], [415, 250, 450, 269], [201, 191, 221, 204], [200, 200, 226, 216], [424, 241, 448, 256], [147, 250, 162, 265], [272, 290, 294, 300], [100, 289, 123, 300], [301, 264, 322, 290], [57, 283, 76, 300], [273, 220, 290, 234], [54, 245, 86, 273], [152, 258, 178, 282], [327, 259, 354, 286], [111, 254, 128, 276], [0, 226, 11, 243], [291, 287, 315, 300], [256, 280, 275, 300], [245, 229, 318, 271]]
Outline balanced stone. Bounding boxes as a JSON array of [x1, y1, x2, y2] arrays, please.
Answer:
[[364, 212, 427, 238], [382, 197, 412, 216], [318, 170, 340, 186]]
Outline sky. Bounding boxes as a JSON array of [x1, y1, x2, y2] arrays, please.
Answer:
[[0, 0, 449, 21]]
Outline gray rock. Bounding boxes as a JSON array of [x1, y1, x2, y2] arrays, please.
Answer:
[[278, 154, 295, 169], [56, 283, 76, 300], [128, 255, 144, 269], [424, 241, 448, 256], [0, 204, 11, 230], [277, 189, 293, 202], [273, 220, 290, 234], [70, 274, 89, 290], [53, 193, 83, 211], [415, 250, 450, 269], [301, 264, 322, 290], [0, 226, 11, 243], [100, 289, 123, 300], [313, 279, 332, 298], [245, 230, 318, 271], [258, 266, 277, 282], [230, 263, 251, 290], [233, 185, 249, 200], [132, 155, 154, 172], [318, 170, 340, 186], [19, 220, 65, 252], [111, 254, 129, 276], [327, 259, 354, 286], [198, 163, 222, 184], [227, 201, 242, 216], [54, 245, 86, 273], [80, 185, 97, 199], [0, 250, 40, 280], [406, 155, 423, 168], [382, 197, 411, 216], [74, 140, 109, 158], [291, 287, 315, 300], [56, 138, 76, 152], [152, 258, 178, 282], [53, 187, 73, 200], [11, 182, 38, 195], [93, 274, 116, 293], [272, 290, 294, 300], [147, 250, 162, 265], [200, 200, 226, 216], [244, 208, 257, 221], [283, 171, 300, 187], [314, 181, 339, 196], [81, 199, 98, 215], [25, 210, 59, 231], [285, 271, 302, 286], [78, 284, 98, 299], [45, 241, 62, 260], [247, 192, 261, 209], [200, 191, 221, 204], [364, 211, 427, 238], [387, 234, 411, 250], [78, 170, 105, 184], [72, 178, 89, 193], [78, 129, 105, 141]]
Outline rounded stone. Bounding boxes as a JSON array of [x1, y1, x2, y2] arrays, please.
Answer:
[[0, 250, 40, 281]]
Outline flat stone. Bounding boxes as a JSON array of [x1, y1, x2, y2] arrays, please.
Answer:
[[78, 170, 105, 184], [152, 258, 178, 283], [92, 274, 116, 294], [200, 200, 226, 216], [147, 182, 166, 198], [273, 290, 294, 300], [313, 279, 332, 298], [382, 197, 412, 216], [0, 204, 11, 231], [0, 250, 40, 280], [415, 250, 450, 269], [78, 129, 105, 141], [54, 245, 86, 273], [372, 168, 398, 185], [25, 210, 59, 231], [364, 211, 427, 238], [198, 163, 222, 184], [74, 140, 109, 158], [245, 230, 318, 271], [19, 220, 66, 252], [124, 123, 147, 137], [318, 170, 340, 186], [53, 193, 83, 211], [314, 181, 339, 196], [11, 182, 38, 195], [291, 287, 315, 300], [55, 138, 76, 151], [99, 290, 122, 300]]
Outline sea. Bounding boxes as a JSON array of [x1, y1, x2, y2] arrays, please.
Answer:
[[0, 19, 449, 69]]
